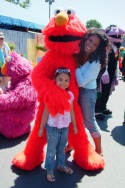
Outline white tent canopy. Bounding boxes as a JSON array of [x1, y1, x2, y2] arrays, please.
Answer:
[[0, 0, 45, 31]]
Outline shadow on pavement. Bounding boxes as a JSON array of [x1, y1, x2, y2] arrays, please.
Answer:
[[10, 152, 103, 188], [0, 133, 29, 149], [97, 115, 112, 132], [111, 124, 125, 146]]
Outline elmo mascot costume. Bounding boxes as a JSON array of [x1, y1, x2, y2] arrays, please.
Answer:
[[12, 8, 105, 170], [0, 52, 37, 138]]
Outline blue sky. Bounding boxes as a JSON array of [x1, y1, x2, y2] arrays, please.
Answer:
[[1, 0, 125, 30], [29, 0, 125, 30]]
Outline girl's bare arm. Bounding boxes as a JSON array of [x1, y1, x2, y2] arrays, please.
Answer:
[[70, 102, 78, 134], [38, 105, 49, 137]]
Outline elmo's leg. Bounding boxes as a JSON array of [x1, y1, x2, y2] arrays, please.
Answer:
[[12, 104, 47, 170]]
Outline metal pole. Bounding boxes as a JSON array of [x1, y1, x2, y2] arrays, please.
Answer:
[[45, 0, 54, 20], [49, 2, 51, 19]]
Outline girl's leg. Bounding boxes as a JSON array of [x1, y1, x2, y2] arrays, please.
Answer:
[[56, 128, 73, 174], [45, 126, 59, 175], [56, 128, 68, 167]]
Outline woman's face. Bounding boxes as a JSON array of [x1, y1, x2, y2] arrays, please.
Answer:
[[84, 35, 100, 55]]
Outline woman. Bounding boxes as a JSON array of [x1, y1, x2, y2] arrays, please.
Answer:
[[74, 28, 110, 155]]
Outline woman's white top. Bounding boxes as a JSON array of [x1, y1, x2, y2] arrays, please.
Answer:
[[75, 60, 101, 89]]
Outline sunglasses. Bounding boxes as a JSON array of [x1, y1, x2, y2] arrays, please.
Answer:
[[55, 69, 70, 74]]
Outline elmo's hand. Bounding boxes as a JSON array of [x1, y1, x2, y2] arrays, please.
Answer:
[[43, 82, 70, 116]]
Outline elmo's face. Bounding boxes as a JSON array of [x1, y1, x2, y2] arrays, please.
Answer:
[[42, 8, 87, 55]]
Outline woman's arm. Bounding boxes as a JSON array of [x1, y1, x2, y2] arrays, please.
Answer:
[[75, 60, 101, 87]]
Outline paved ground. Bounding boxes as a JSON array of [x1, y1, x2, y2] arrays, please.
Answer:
[[0, 78, 125, 188]]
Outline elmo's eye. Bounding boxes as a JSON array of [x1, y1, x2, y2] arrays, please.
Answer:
[[65, 8, 75, 17], [54, 8, 64, 16]]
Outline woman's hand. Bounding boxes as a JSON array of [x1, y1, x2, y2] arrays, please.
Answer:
[[5, 56, 12, 62]]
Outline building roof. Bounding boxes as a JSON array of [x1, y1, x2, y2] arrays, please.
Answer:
[[0, 1, 45, 32]]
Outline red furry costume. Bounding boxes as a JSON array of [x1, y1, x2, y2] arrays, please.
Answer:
[[12, 9, 105, 170]]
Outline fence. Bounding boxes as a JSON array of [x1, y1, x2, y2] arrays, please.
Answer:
[[0, 28, 35, 59]]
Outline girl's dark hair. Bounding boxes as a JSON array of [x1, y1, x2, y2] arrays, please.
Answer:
[[55, 67, 71, 79], [74, 28, 111, 68]]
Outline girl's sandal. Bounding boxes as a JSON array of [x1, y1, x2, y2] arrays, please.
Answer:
[[57, 166, 73, 174], [47, 174, 56, 182]]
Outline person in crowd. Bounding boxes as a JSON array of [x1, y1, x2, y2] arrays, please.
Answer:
[[122, 51, 125, 82], [74, 28, 110, 155], [95, 25, 125, 120], [0, 44, 5, 92], [38, 67, 78, 182], [119, 46, 125, 77], [0, 31, 10, 92]]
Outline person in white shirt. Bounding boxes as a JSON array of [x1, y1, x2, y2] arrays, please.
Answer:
[[38, 67, 78, 182], [74, 28, 110, 156]]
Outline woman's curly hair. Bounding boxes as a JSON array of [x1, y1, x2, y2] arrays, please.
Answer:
[[74, 28, 111, 68]]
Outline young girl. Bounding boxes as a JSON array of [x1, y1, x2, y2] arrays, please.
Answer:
[[38, 67, 78, 182], [74, 28, 110, 156]]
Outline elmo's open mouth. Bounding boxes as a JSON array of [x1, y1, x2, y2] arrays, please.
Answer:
[[49, 35, 82, 42]]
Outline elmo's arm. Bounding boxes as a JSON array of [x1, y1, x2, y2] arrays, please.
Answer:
[[31, 52, 70, 116]]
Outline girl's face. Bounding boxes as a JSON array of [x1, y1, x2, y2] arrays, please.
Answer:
[[55, 73, 70, 90], [84, 35, 100, 55]]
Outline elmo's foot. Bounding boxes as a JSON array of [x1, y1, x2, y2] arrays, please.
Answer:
[[12, 151, 44, 171], [73, 145, 105, 170]]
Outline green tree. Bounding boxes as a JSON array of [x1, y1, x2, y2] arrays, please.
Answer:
[[5, 0, 31, 9], [86, 19, 102, 29]]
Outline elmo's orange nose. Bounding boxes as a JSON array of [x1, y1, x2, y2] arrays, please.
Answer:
[[1, 62, 8, 75], [56, 12, 69, 26]]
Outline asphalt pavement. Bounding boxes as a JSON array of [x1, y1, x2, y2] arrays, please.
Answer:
[[0, 78, 125, 188]]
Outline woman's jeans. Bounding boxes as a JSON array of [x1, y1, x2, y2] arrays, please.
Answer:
[[78, 88, 101, 138], [45, 125, 68, 173]]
